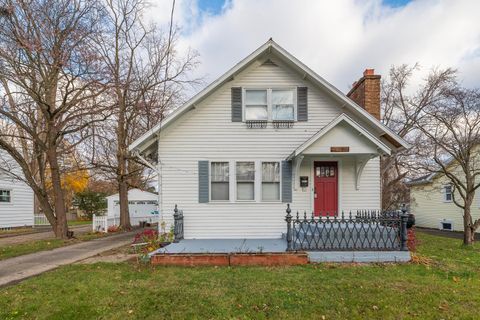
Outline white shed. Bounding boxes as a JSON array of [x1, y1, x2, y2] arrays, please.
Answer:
[[106, 188, 158, 223]]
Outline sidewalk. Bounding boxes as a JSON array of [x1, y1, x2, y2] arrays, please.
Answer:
[[0, 230, 137, 287]]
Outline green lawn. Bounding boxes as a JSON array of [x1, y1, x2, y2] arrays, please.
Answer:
[[1, 231, 479, 319], [0, 232, 106, 261], [68, 220, 92, 226]]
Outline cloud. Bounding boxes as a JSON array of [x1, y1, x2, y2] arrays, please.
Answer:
[[149, 0, 480, 93]]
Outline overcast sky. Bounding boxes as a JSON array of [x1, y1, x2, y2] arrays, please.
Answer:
[[148, 0, 480, 93]]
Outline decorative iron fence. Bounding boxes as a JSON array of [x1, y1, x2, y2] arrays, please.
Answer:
[[285, 204, 409, 251], [173, 204, 184, 242]]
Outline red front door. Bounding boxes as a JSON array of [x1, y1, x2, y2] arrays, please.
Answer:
[[314, 162, 338, 216]]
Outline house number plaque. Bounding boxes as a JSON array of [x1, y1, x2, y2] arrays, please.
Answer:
[[330, 146, 350, 152]]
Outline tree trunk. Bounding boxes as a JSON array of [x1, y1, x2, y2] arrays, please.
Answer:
[[46, 144, 69, 239], [118, 177, 131, 229], [116, 94, 131, 229], [463, 197, 475, 245]]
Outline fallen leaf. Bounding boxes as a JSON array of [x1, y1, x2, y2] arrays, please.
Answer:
[[452, 276, 460, 283]]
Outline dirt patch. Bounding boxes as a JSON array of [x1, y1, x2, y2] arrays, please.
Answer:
[[77, 245, 137, 264]]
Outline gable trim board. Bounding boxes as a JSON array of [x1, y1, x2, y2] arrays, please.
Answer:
[[287, 114, 391, 160], [129, 39, 409, 153]]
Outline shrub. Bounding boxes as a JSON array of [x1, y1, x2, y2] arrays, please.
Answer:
[[407, 227, 418, 252], [107, 225, 120, 233]]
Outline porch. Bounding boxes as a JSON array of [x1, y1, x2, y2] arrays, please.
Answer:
[[149, 204, 411, 264]]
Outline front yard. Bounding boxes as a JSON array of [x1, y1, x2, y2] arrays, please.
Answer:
[[1, 231, 479, 319]]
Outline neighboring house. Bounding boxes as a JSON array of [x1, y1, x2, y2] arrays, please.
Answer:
[[129, 39, 409, 239], [408, 166, 480, 233], [0, 154, 35, 228]]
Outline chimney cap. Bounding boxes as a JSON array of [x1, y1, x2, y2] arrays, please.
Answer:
[[363, 69, 375, 76]]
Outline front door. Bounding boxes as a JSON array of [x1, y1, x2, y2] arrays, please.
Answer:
[[314, 162, 338, 216]]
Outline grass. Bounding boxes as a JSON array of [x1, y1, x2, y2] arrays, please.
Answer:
[[0, 232, 107, 261], [0, 227, 33, 235], [0, 231, 479, 319], [67, 220, 92, 226]]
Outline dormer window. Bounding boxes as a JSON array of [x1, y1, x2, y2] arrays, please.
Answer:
[[272, 89, 294, 121], [243, 88, 296, 124]]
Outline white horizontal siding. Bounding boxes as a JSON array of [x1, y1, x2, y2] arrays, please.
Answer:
[[410, 178, 480, 233], [0, 177, 34, 228], [158, 58, 381, 239]]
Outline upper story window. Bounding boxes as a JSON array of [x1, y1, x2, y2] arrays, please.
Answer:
[[0, 190, 11, 203], [245, 90, 268, 121], [272, 90, 294, 121], [244, 88, 296, 122], [211, 162, 229, 201], [443, 185, 452, 202]]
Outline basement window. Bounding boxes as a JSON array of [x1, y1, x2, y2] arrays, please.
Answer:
[[440, 220, 453, 231]]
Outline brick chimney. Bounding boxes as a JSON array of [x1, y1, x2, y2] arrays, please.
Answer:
[[347, 69, 381, 120]]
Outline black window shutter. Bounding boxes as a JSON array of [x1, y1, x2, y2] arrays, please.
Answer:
[[198, 161, 209, 203], [281, 160, 293, 203], [297, 87, 308, 121], [231, 87, 242, 122]]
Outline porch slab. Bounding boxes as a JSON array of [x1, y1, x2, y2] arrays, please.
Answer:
[[307, 251, 411, 263], [152, 238, 287, 255]]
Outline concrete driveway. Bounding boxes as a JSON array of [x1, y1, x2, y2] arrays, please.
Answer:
[[0, 230, 137, 287], [0, 225, 92, 246]]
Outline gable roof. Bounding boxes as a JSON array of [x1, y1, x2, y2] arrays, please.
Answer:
[[129, 39, 410, 153], [287, 114, 392, 160]]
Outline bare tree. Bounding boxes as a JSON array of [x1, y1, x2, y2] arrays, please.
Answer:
[[381, 64, 457, 210], [92, 0, 198, 229], [0, 0, 107, 238], [413, 87, 480, 245]]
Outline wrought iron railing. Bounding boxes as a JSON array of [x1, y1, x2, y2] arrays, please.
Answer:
[[173, 204, 184, 242], [285, 204, 409, 251]]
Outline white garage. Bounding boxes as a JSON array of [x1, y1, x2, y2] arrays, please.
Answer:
[[104, 188, 159, 227]]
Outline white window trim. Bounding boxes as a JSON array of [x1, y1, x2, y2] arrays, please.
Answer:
[[243, 87, 297, 122], [0, 188, 12, 205], [260, 161, 282, 203], [209, 161, 231, 203], [443, 184, 453, 203], [206, 160, 283, 204]]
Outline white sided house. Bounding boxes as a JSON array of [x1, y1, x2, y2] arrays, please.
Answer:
[[0, 154, 34, 228], [129, 40, 409, 240], [408, 167, 480, 233]]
